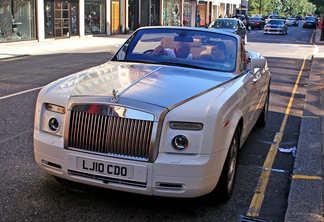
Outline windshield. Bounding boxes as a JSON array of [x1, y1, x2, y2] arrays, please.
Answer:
[[268, 20, 284, 25], [209, 20, 237, 29], [113, 28, 238, 72]]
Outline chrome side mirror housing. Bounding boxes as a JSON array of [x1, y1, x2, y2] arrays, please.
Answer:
[[249, 57, 266, 74]]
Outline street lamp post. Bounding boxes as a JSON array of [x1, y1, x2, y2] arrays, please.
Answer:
[[241, 0, 242, 14]]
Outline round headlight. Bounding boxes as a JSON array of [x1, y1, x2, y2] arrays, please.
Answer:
[[172, 135, 188, 151], [48, 118, 59, 132]]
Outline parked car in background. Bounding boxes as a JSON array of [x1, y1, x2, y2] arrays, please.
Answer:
[[33, 26, 271, 200], [264, 19, 288, 34], [208, 18, 247, 44], [249, 17, 265, 29], [296, 15, 303, 20], [286, 18, 298, 26], [303, 16, 316, 28]]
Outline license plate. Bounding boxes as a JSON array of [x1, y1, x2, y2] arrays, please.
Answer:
[[77, 157, 134, 179], [250, 22, 255, 24]]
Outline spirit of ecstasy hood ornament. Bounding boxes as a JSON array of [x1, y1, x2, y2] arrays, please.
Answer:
[[111, 89, 119, 102]]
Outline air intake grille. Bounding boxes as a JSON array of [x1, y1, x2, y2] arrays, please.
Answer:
[[68, 110, 153, 160]]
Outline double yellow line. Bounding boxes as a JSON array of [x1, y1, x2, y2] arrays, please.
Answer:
[[247, 54, 315, 217]]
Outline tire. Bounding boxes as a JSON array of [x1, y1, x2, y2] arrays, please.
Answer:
[[212, 128, 240, 201], [255, 89, 269, 127]]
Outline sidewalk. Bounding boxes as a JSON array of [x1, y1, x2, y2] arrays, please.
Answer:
[[0, 31, 323, 221], [285, 28, 324, 222], [0, 34, 130, 60]]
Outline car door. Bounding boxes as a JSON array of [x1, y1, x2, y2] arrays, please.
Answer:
[[242, 46, 268, 134]]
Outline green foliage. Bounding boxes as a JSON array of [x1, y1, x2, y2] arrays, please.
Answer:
[[248, 0, 317, 16]]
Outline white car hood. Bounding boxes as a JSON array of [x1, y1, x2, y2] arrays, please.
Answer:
[[40, 61, 235, 109]]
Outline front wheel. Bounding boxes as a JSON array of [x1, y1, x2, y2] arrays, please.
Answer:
[[212, 128, 240, 201]]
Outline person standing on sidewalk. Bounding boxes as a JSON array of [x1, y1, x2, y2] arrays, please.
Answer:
[[196, 15, 200, 27]]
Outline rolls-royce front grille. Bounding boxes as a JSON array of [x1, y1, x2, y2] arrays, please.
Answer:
[[68, 110, 153, 160]]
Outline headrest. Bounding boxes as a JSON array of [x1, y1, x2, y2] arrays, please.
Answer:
[[190, 39, 201, 47], [160, 36, 177, 48]]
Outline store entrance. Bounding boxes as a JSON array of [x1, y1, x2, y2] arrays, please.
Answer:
[[54, 1, 70, 37]]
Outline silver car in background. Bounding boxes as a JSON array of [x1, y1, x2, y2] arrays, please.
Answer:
[[264, 19, 288, 35], [286, 18, 298, 26]]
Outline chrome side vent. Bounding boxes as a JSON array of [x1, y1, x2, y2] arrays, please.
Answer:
[[68, 110, 154, 160]]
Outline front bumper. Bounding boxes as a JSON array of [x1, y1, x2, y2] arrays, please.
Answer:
[[264, 28, 285, 34], [34, 131, 227, 198]]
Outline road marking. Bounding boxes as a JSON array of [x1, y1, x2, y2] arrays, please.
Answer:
[[247, 54, 309, 217], [292, 175, 322, 180], [0, 87, 42, 100], [303, 116, 320, 118], [310, 29, 315, 43]]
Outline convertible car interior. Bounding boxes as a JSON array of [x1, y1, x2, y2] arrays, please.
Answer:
[[116, 29, 238, 72]]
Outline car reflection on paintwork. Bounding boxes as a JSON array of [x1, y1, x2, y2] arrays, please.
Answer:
[[264, 19, 288, 35]]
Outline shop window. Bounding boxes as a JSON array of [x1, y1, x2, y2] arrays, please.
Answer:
[[183, 1, 191, 27], [163, 0, 180, 26], [85, 0, 106, 35], [0, 0, 36, 42]]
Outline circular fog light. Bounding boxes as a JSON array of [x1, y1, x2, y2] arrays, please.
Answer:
[[48, 118, 59, 132], [172, 135, 188, 151]]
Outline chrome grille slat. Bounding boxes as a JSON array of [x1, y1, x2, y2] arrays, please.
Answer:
[[68, 110, 153, 160]]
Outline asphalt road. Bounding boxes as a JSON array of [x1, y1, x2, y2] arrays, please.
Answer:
[[0, 23, 317, 221]]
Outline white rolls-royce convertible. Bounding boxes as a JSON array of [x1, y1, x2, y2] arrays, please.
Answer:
[[34, 27, 271, 200]]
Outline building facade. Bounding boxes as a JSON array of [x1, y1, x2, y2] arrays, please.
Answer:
[[0, 0, 244, 43]]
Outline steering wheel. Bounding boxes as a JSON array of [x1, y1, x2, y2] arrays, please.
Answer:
[[143, 49, 154, 54]]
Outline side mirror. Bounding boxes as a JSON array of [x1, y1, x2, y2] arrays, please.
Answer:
[[249, 57, 266, 74], [109, 45, 121, 55]]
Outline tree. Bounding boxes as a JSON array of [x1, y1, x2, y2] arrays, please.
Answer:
[[248, 0, 317, 16]]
